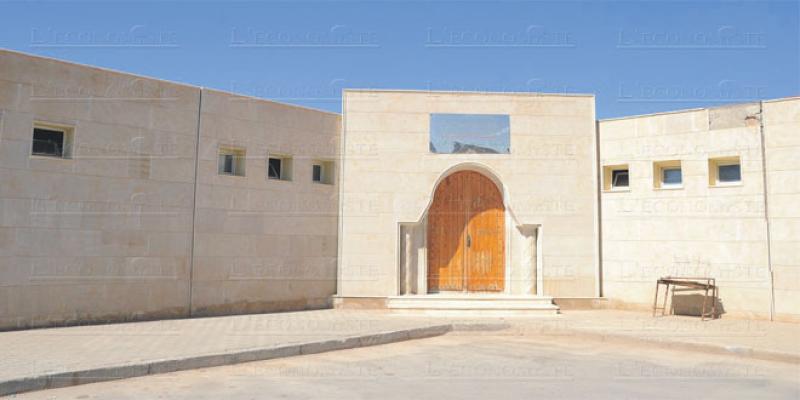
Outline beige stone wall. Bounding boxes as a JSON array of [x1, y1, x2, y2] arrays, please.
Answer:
[[2, 50, 795, 326], [598, 103, 777, 319], [191, 89, 340, 316], [338, 90, 599, 298], [0, 50, 340, 329], [763, 98, 800, 321], [0, 50, 199, 328]]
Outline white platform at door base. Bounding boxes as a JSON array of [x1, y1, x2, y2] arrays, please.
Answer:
[[386, 294, 559, 317]]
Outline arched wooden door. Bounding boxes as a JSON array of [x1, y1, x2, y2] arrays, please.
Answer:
[[427, 171, 505, 292]]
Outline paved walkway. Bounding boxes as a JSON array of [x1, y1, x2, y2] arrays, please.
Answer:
[[1, 309, 798, 396], [0, 310, 452, 396], [473, 310, 800, 363], [13, 333, 799, 400]]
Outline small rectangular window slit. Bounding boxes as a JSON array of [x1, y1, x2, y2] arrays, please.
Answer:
[[32, 122, 73, 158], [312, 160, 334, 185], [709, 156, 741, 186], [653, 160, 682, 189], [218, 146, 246, 177], [268, 154, 293, 181], [603, 164, 630, 191]]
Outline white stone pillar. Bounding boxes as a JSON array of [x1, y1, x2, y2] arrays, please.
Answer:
[[404, 230, 413, 295], [519, 225, 538, 296]]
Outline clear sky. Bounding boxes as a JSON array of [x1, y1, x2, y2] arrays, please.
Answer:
[[1, 0, 797, 118]]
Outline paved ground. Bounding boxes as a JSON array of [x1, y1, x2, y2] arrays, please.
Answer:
[[0, 310, 452, 394], [2, 308, 799, 396], [496, 310, 800, 362], [11, 332, 799, 400]]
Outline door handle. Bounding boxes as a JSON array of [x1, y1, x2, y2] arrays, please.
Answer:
[[466, 234, 472, 248]]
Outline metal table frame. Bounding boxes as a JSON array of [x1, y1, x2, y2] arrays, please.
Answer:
[[653, 276, 717, 321]]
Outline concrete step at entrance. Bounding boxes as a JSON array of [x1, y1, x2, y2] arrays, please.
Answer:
[[387, 295, 560, 316]]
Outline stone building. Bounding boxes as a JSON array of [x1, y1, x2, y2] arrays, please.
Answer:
[[0, 49, 797, 329]]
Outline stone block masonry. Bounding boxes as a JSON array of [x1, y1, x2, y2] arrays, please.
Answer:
[[0, 49, 341, 329]]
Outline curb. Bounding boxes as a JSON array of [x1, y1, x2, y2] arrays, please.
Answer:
[[535, 328, 800, 365], [439, 318, 799, 365], [0, 324, 453, 396], [3, 322, 796, 396]]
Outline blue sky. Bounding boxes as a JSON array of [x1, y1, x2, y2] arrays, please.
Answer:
[[1, 0, 797, 118]]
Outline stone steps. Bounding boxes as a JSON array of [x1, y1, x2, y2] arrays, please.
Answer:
[[386, 295, 560, 317]]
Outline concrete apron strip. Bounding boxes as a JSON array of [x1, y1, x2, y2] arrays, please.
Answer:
[[543, 328, 800, 365], [0, 324, 453, 397]]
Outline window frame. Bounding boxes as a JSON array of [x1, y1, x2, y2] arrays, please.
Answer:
[[662, 168, 682, 186], [312, 164, 322, 182], [603, 164, 630, 192], [653, 160, 683, 190], [268, 154, 293, 181], [708, 156, 742, 187], [612, 170, 629, 188], [217, 146, 246, 177], [268, 157, 282, 180], [31, 121, 74, 159], [717, 163, 741, 183], [429, 113, 511, 154], [311, 159, 335, 185]]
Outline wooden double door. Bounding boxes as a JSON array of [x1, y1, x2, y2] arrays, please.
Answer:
[[427, 171, 505, 292]]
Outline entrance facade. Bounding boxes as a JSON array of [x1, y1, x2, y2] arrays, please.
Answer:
[[427, 170, 505, 292]]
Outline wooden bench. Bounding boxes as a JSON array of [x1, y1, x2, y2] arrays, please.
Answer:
[[653, 276, 717, 321]]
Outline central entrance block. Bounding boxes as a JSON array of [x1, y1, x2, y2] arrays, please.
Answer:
[[427, 170, 505, 292]]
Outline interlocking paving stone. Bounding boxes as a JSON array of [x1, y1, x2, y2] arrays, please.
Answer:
[[2, 309, 798, 396]]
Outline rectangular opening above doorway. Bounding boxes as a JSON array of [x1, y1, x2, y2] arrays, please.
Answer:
[[429, 113, 511, 154]]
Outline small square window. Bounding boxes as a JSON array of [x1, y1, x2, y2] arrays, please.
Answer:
[[709, 156, 741, 186], [612, 170, 629, 188], [223, 154, 235, 173], [218, 146, 246, 177], [312, 164, 322, 182], [653, 160, 682, 189], [718, 164, 741, 183], [32, 123, 73, 158], [268, 154, 293, 181], [312, 160, 334, 185], [603, 164, 630, 191], [663, 168, 682, 185], [268, 158, 282, 179]]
